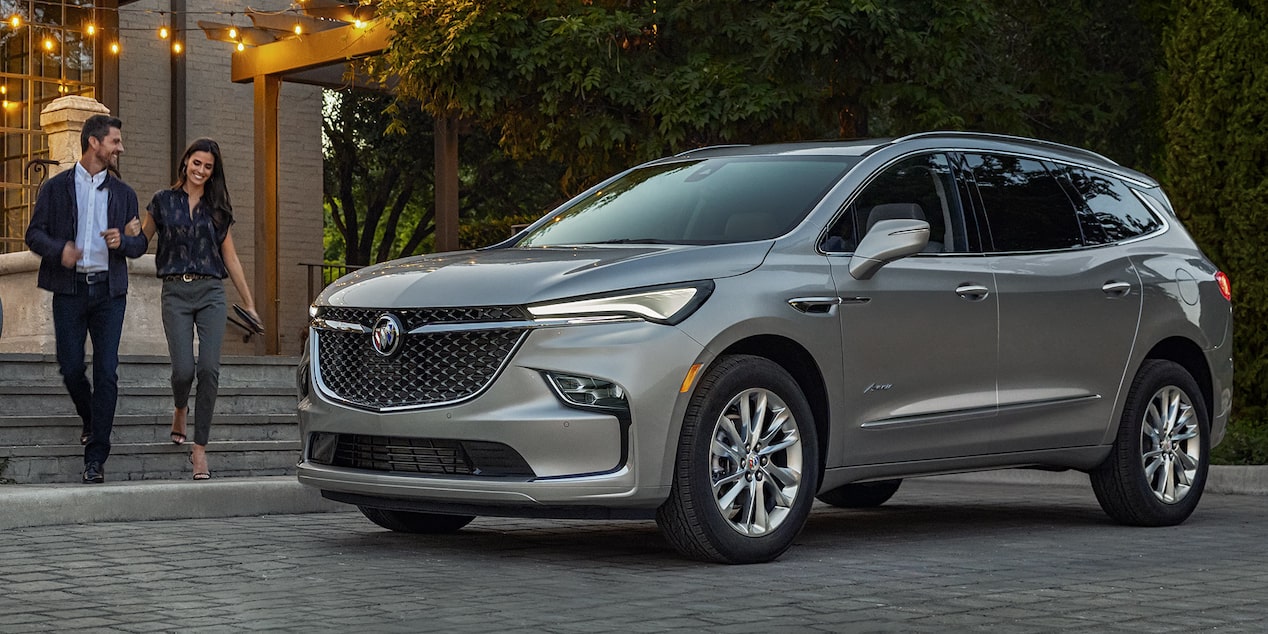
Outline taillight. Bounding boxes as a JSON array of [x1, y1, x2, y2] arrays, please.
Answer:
[[1215, 271, 1231, 301]]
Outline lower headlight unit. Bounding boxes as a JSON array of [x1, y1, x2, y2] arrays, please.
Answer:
[[545, 372, 628, 410]]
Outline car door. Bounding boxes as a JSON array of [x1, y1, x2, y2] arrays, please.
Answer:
[[964, 153, 1143, 452], [824, 152, 1000, 465]]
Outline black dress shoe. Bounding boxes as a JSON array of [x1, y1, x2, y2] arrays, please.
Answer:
[[82, 462, 105, 484]]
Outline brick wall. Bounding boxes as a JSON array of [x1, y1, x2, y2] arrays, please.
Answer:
[[117, 0, 324, 356]]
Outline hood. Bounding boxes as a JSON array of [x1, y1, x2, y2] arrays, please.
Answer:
[[318, 242, 772, 308]]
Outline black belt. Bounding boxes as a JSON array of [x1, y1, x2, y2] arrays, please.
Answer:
[[163, 273, 218, 282], [76, 271, 109, 284]]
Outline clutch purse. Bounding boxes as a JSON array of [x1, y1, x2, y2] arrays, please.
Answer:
[[233, 304, 265, 334]]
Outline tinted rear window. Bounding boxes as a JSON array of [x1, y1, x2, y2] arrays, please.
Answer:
[[517, 157, 856, 246], [966, 153, 1083, 252], [1058, 166, 1163, 243]]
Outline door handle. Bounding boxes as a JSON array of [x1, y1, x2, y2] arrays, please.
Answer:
[[1102, 281, 1132, 297], [955, 284, 990, 301]]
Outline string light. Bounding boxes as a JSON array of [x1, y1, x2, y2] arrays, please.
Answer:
[[8, 14, 19, 28], [86, 23, 96, 36], [110, 41, 120, 54], [353, 19, 364, 29], [228, 27, 238, 39], [158, 25, 170, 39], [292, 22, 302, 35], [43, 37, 54, 51], [236, 42, 245, 52], [172, 41, 183, 54]]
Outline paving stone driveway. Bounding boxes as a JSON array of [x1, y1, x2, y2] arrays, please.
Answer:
[[2, 479, 1266, 633]]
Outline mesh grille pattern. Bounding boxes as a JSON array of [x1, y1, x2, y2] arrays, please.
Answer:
[[314, 306, 529, 410], [324, 434, 534, 477], [318, 306, 528, 331]]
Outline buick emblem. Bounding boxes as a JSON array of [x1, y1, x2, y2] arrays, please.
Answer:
[[371, 313, 403, 357]]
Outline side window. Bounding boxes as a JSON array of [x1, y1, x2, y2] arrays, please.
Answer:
[[1058, 166, 1163, 244], [965, 153, 1083, 252], [822, 153, 967, 253]]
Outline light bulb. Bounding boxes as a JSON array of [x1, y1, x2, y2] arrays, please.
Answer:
[[228, 27, 238, 39], [159, 26, 169, 39], [293, 23, 302, 35], [172, 41, 183, 54], [86, 24, 96, 36], [8, 15, 20, 29], [110, 42, 120, 54], [236, 42, 245, 52]]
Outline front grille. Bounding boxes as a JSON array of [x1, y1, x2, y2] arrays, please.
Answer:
[[313, 306, 529, 410], [316, 433, 535, 478]]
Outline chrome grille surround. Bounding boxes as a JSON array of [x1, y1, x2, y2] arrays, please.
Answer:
[[312, 306, 531, 411]]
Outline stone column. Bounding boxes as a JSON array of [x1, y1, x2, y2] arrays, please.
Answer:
[[39, 95, 111, 177]]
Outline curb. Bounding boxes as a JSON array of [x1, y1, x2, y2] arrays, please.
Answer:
[[927, 464, 1268, 496], [2, 466, 1265, 531], [0, 476, 346, 531]]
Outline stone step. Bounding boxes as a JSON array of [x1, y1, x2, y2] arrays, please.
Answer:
[[0, 440, 300, 484], [0, 413, 298, 445], [0, 353, 301, 390], [0, 385, 298, 416]]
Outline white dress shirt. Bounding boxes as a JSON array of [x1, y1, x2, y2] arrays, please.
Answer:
[[74, 163, 109, 273]]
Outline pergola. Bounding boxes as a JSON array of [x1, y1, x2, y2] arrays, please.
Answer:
[[200, 1, 460, 353]]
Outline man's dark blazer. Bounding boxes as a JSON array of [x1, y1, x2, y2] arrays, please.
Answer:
[[25, 166, 147, 297]]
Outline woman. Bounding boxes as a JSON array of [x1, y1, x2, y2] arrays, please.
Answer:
[[134, 138, 259, 480]]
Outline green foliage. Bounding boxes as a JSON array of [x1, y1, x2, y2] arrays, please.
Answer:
[[1212, 414, 1268, 465], [372, 0, 1166, 189], [1162, 1, 1268, 447], [459, 212, 545, 250], [322, 89, 567, 265]]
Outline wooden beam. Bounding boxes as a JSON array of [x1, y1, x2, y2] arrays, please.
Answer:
[[231, 20, 392, 83], [253, 75, 281, 354]]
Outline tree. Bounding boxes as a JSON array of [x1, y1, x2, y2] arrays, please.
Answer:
[[371, 0, 1165, 189], [323, 90, 436, 266], [323, 89, 568, 265], [1162, 1, 1268, 431]]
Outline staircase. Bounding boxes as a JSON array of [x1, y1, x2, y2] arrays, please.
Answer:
[[0, 352, 301, 483]]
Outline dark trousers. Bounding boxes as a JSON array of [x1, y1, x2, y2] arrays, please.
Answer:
[[53, 281, 127, 467], [161, 278, 226, 446]]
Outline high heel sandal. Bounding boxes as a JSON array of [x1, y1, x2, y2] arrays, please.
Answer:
[[189, 453, 211, 480]]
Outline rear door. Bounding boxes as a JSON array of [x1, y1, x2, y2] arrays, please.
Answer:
[[964, 153, 1143, 451]]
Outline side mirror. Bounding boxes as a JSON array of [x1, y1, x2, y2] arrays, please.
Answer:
[[848, 219, 930, 280]]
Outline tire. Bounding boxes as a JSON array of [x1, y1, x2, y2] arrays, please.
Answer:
[[1090, 360, 1210, 527], [817, 479, 902, 508], [656, 355, 820, 564], [358, 506, 476, 534]]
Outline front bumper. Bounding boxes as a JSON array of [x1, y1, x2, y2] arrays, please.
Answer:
[[297, 319, 706, 511]]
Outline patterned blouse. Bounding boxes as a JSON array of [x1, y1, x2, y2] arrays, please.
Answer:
[[148, 188, 232, 279]]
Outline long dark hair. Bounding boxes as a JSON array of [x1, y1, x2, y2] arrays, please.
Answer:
[[173, 138, 233, 230]]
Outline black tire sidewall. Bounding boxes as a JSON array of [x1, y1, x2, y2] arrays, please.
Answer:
[[675, 355, 820, 563], [1097, 360, 1210, 525]]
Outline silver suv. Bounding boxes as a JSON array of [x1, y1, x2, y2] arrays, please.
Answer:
[[298, 132, 1233, 563]]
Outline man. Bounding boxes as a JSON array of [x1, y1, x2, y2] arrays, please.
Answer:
[[25, 114, 146, 483]]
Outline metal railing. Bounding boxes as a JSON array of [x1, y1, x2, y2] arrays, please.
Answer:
[[300, 261, 364, 304]]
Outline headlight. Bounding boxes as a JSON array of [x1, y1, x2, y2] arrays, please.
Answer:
[[527, 282, 713, 325], [544, 372, 629, 411]]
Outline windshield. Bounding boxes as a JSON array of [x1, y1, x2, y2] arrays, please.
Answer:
[[517, 156, 857, 247]]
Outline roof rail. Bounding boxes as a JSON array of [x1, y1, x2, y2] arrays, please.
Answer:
[[891, 131, 1118, 166], [674, 144, 750, 157]]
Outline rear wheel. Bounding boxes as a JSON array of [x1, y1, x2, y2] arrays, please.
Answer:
[[358, 506, 476, 534], [1090, 360, 1209, 526], [816, 479, 902, 508], [656, 355, 820, 564]]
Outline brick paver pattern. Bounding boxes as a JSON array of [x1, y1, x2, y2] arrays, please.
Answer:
[[2, 480, 1266, 633]]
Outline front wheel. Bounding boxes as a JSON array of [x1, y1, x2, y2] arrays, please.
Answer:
[[1090, 360, 1210, 526], [656, 355, 820, 564], [358, 506, 476, 534]]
